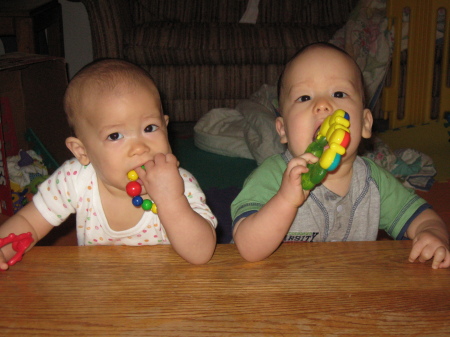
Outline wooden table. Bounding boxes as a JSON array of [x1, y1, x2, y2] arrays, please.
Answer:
[[1, 242, 449, 336], [0, 0, 64, 57]]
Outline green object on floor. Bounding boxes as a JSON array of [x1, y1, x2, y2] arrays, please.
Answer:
[[25, 128, 59, 171], [171, 137, 257, 190]]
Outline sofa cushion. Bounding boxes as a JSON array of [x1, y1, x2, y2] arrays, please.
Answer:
[[130, 0, 359, 25], [123, 22, 341, 65], [130, 0, 247, 24], [258, 0, 359, 25]]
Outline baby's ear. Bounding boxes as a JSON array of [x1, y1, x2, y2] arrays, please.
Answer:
[[65, 137, 90, 165], [362, 108, 373, 139], [275, 116, 288, 144]]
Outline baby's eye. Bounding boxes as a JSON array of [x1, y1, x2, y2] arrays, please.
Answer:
[[333, 91, 348, 98], [107, 132, 123, 141], [296, 95, 311, 102], [144, 124, 159, 133]]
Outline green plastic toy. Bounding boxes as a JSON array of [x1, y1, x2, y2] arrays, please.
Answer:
[[301, 109, 351, 190]]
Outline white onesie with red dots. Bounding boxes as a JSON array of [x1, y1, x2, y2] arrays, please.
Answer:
[[33, 159, 217, 246]]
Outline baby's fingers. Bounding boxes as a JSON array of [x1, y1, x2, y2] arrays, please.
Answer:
[[286, 153, 318, 176], [409, 240, 450, 269], [295, 153, 319, 165], [0, 252, 9, 271], [408, 238, 431, 263], [164, 153, 179, 166], [432, 247, 450, 269]]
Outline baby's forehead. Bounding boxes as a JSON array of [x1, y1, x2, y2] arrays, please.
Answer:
[[292, 46, 355, 71], [285, 49, 362, 87]]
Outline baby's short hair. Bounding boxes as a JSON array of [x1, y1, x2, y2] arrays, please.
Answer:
[[64, 58, 158, 133], [277, 42, 366, 109]]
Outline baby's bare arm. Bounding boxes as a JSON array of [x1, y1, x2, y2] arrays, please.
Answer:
[[0, 202, 54, 270], [233, 194, 300, 262], [136, 153, 216, 264], [233, 154, 316, 262], [157, 195, 217, 264], [406, 209, 450, 269]]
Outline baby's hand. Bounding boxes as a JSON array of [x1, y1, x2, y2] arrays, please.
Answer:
[[136, 153, 184, 205], [278, 153, 318, 208], [409, 228, 450, 269], [0, 249, 9, 271]]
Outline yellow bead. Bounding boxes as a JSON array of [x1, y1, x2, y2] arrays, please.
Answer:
[[151, 203, 158, 214], [127, 170, 138, 181]]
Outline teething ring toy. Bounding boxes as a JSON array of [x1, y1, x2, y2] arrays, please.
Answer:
[[126, 167, 158, 213], [301, 109, 351, 190], [0, 232, 34, 269]]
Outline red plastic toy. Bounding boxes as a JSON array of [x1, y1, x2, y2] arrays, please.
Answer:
[[0, 232, 34, 268]]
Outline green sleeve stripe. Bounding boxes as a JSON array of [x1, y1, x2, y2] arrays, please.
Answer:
[[395, 203, 431, 240]]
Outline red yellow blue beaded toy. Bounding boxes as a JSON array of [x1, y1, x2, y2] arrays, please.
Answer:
[[126, 168, 158, 213]]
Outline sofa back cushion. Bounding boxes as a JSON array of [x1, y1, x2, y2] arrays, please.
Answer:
[[259, 0, 359, 25], [124, 23, 338, 66], [131, 0, 247, 24], [131, 0, 359, 25]]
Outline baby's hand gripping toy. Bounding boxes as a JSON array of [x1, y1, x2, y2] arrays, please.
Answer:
[[126, 168, 158, 213], [0, 232, 34, 269], [301, 109, 351, 190]]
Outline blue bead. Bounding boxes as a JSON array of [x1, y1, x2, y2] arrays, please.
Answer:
[[132, 196, 143, 207]]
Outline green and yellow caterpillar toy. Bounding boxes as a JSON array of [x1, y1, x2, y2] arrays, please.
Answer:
[[301, 109, 351, 190]]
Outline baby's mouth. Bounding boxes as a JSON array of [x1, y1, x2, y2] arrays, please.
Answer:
[[312, 125, 321, 142]]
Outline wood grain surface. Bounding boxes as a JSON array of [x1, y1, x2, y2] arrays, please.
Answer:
[[1, 242, 449, 336]]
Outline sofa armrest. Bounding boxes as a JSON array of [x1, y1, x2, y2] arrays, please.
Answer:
[[80, 0, 132, 59]]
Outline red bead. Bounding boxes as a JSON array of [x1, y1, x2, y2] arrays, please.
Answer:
[[126, 181, 142, 197]]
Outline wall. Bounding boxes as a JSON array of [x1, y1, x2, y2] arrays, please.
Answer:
[[0, 1, 93, 79]]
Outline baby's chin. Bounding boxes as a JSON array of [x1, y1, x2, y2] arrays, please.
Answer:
[[287, 144, 308, 157]]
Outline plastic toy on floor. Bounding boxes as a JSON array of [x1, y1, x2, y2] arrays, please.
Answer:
[[0, 232, 34, 269], [301, 109, 351, 190], [126, 168, 158, 213]]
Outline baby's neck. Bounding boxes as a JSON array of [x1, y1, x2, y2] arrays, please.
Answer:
[[98, 181, 146, 232], [322, 159, 354, 197]]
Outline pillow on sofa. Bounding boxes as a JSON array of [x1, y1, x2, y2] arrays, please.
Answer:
[[194, 108, 254, 160], [329, 0, 393, 109], [239, 84, 285, 165], [194, 84, 285, 165]]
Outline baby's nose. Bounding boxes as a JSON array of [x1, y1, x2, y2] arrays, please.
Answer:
[[314, 98, 332, 114], [129, 138, 150, 156]]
